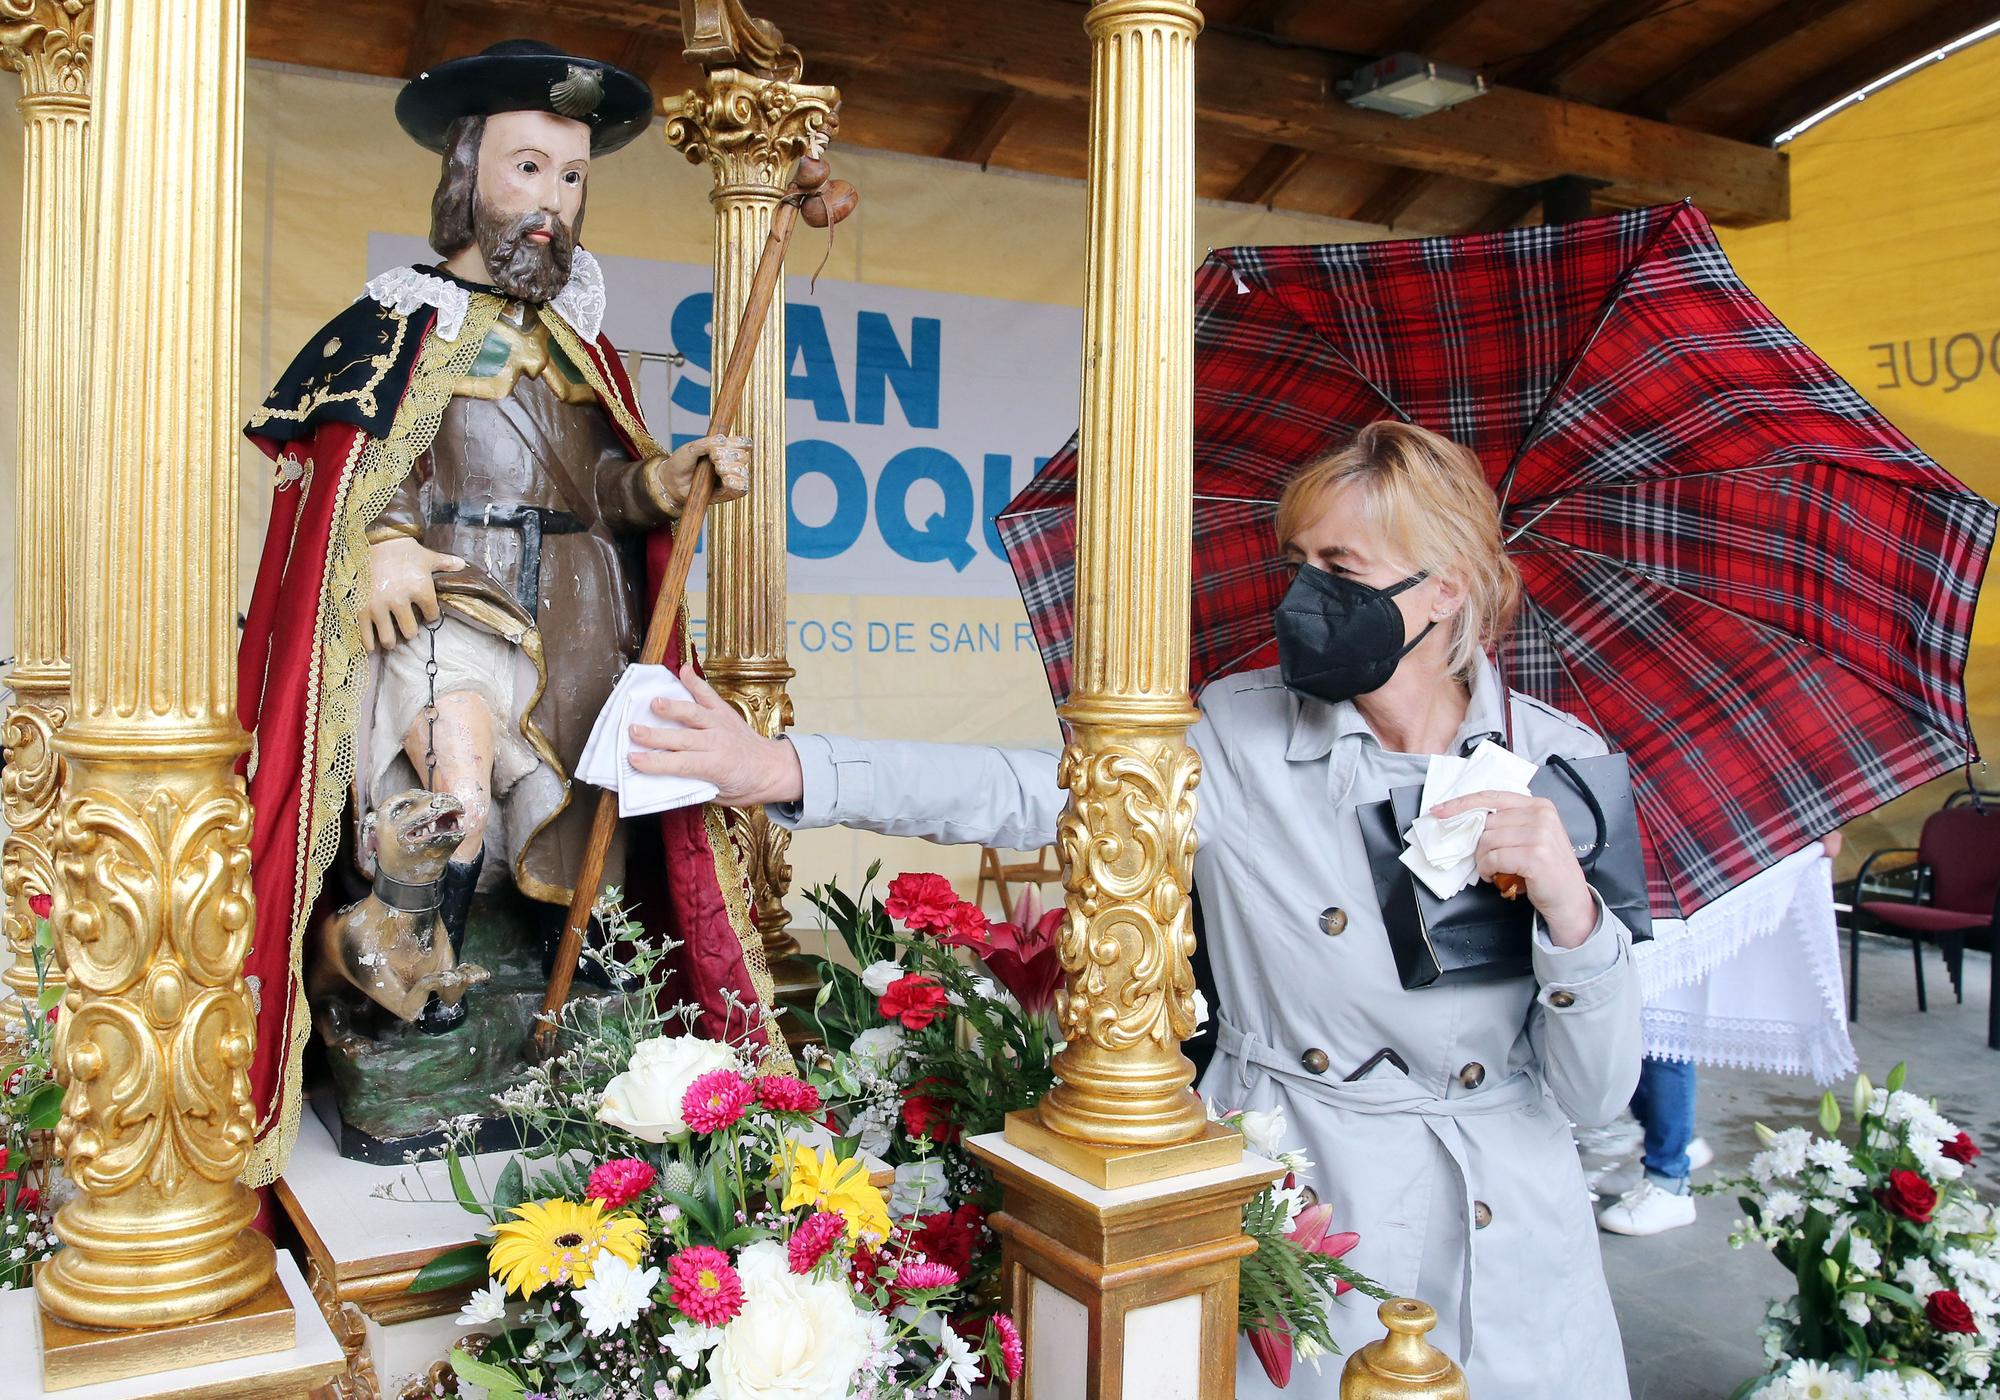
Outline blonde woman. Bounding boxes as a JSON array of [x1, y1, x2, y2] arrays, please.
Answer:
[[630, 421, 1641, 1395]]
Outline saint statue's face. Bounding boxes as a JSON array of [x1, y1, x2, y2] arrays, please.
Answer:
[[472, 108, 591, 303]]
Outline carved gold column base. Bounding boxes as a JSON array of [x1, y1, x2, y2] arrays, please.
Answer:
[[1003, 1109, 1242, 1191], [970, 1128, 1276, 1400], [36, 1270, 293, 1393], [1340, 1299, 1470, 1400]]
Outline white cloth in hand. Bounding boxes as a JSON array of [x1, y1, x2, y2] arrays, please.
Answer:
[[576, 664, 720, 817], [1399, 740, 1539, 899]]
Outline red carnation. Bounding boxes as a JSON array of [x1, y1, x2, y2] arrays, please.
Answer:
[[584, 1157, 657, 1210], [681, 1069, 755, 1134], [901, 1082, 963, 1146], [15, 1186, 40, 1214], [0, 1146, 14, 1183], [1942, 1131, 1981, 1165], [937, 900, 990, 950], [1927, 1289, 1979, 1334], [667, 1245, 744, 1326], [878, 973, 949, 1031], [1878, 1168, 1939, 1224], [885, 873, 959, 933], [788, 1210, 846, 1275], [28, 893, 52, 921], [755, 1075, 823, 1115], [992, 1313, 1024, 1383], [910, 1203, 986, 1276]]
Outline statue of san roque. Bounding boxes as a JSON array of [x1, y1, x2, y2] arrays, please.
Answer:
[[235, 40, 782, 1177]]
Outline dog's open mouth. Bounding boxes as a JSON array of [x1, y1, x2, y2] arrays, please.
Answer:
[[406, 805, 466, 846]]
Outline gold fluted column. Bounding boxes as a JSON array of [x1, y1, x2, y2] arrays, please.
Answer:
[[0, 0, 91, 1038], [969, 8, 1272, 1399], [33, 0, 289, 1374], [664, 45, 836, 969], [1021, 0, 1212, 1156]]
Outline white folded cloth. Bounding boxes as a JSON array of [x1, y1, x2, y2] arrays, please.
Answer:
[[1399, 740, 1540, 899], [576, 664, 720, 817]]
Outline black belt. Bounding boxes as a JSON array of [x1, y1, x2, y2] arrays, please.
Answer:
[[427, 502, 586, 615]]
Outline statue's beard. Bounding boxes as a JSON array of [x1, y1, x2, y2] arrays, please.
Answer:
[[472, 196, 575, 304]]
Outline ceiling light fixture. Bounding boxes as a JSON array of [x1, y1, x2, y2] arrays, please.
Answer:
[[1343, 52, 1488, 119]]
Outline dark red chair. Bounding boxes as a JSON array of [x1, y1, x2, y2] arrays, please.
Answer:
[[1847, 799, 1998, 1028]]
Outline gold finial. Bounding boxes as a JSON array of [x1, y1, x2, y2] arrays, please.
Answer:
[[1340, 1299, 1470, 1400]]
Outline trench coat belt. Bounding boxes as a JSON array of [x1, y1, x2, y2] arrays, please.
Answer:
[[1215, 1015, 1545, 1367], [427, 502, 587, 617]]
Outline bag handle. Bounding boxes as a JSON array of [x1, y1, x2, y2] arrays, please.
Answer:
[[1545, 753, 1608, 872]]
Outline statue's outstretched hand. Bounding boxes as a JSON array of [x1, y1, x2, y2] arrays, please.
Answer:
[[363, 537, 466, 651], [627, 664, 804, 807], [655, 434, 752, 512]]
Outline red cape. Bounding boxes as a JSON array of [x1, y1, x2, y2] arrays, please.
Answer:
[[236, 291, 778, 1185]]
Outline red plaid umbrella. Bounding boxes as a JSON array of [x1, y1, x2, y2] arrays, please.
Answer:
[[997, 203, 1996, 917]]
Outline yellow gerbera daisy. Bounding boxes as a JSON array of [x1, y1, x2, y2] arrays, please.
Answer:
[[487, 1197, 647, 1298], [778, 1143, 893, 1243]]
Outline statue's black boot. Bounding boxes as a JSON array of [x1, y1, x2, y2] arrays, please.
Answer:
[[538, 904, 643, 994], [417, 850, 485, 1035]]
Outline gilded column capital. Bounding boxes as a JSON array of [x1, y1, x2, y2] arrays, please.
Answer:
[[663, 70, 838, 197], [0, 0, 91, 105]]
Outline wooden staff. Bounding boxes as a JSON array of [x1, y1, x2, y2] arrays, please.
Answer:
[[534, 156, 859, 1054]]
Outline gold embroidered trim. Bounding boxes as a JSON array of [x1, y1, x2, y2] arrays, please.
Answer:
[[243, 295, 505, 1189], [246, 312, 411, 430]]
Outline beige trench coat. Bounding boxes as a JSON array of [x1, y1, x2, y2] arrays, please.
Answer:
[[774, 657, 1641, 1398]]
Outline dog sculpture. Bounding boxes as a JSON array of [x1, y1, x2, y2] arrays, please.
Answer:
[[309, 789, 491, 1048]]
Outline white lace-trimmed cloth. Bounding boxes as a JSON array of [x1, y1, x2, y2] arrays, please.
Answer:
[[1635, 844, 1857, 1084], [361, 247, 607, 342]]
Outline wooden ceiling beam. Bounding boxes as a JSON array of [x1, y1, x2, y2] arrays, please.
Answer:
[[1502, 0, 1677, 91], [424, 0, 1790, 223], [404, 0, 455, 81], [1626, 0, 1849, 120], [941, 89, 1025, 167], [1469, 185, 1543, 233], [1381, 0, 1493, 55], [1348, 167, 1436, 227], [1227, 0, 1310, 38], [1225, 144, 1311, 205], [1756, 0, 2000, 140]]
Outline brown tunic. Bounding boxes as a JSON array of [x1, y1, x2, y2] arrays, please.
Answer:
[[370, 301, 674, 901]]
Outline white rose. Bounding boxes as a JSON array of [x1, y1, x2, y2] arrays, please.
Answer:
[[850, 1025, 909, 1071], [703, 1241, 872, 1400], [860, 960, 905, 997], [597, 1034, 740, 1142], [1237, 1107, 1288, 1159]]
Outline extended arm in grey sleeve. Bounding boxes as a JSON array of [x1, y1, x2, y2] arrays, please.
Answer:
[[767, 734, 1065, 851]]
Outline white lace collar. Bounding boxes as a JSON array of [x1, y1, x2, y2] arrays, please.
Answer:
[[361, 247, 606, 343]]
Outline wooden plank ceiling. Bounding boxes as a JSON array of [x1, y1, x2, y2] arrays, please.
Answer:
[[247, 0, 2000, 234]]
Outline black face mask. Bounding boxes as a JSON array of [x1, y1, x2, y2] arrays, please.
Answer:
[[1274, 564, 1437, 705]]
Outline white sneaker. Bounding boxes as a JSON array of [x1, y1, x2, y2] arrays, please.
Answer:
[[1597, 1180, 1697, 1236], [1687, 1136, 1714, 1172]]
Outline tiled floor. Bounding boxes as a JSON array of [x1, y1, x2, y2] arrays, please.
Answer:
[[1601, 935, 1995, 1400]]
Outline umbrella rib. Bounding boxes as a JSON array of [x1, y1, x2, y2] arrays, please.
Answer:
[[1494, 203, 1689, 517], [1223, 257, 1418, 427]]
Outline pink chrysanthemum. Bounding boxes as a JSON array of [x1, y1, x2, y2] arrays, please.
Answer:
[[893, 1258, 961, 1290], [681, 1069, 755, 1134], [584, 1157, 657, 1210], [667, 1245, 744, 1326], [787, 1210, 846, 1275], [755, 1075, 824, 1115], [993, 1314, 1024, 1382]]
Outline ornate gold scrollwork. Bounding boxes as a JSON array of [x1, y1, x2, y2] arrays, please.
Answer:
[[307, 1254, 381, 1400], [0, 0, 92, 101], [1052, 737, 1202, 1054], [663, 69, 837, 192], [2, 692, 67, 1018], [720, 680, 797, 952]]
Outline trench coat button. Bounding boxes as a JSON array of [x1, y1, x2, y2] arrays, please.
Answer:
[[1301, 1048, 1331, 1075], [1458, 1062, 1486, 1090], [1318, 906, 1348, 937], [1549, 990, 1577, 1009], [1473, 1200, 1493, 1229]]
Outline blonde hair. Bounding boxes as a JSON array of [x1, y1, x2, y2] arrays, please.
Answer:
[[1275, 421, 1522, 679]]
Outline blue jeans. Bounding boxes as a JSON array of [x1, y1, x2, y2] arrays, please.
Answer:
[[1630, 1055, 1695, 1194]]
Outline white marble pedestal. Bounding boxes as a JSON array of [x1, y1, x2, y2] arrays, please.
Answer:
[[275, 1106, 522, 1399], [0, 1252, 344, 1399]]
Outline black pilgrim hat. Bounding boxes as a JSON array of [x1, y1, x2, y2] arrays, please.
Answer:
[[396, 39, 654, 155]]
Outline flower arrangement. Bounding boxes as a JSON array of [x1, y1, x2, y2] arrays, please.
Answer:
[[1, 893, 64, 1292], [387, 893, 1020, 1400], [1716, 1064, 1995, 1399], [797, 868, 1382, 1388]]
